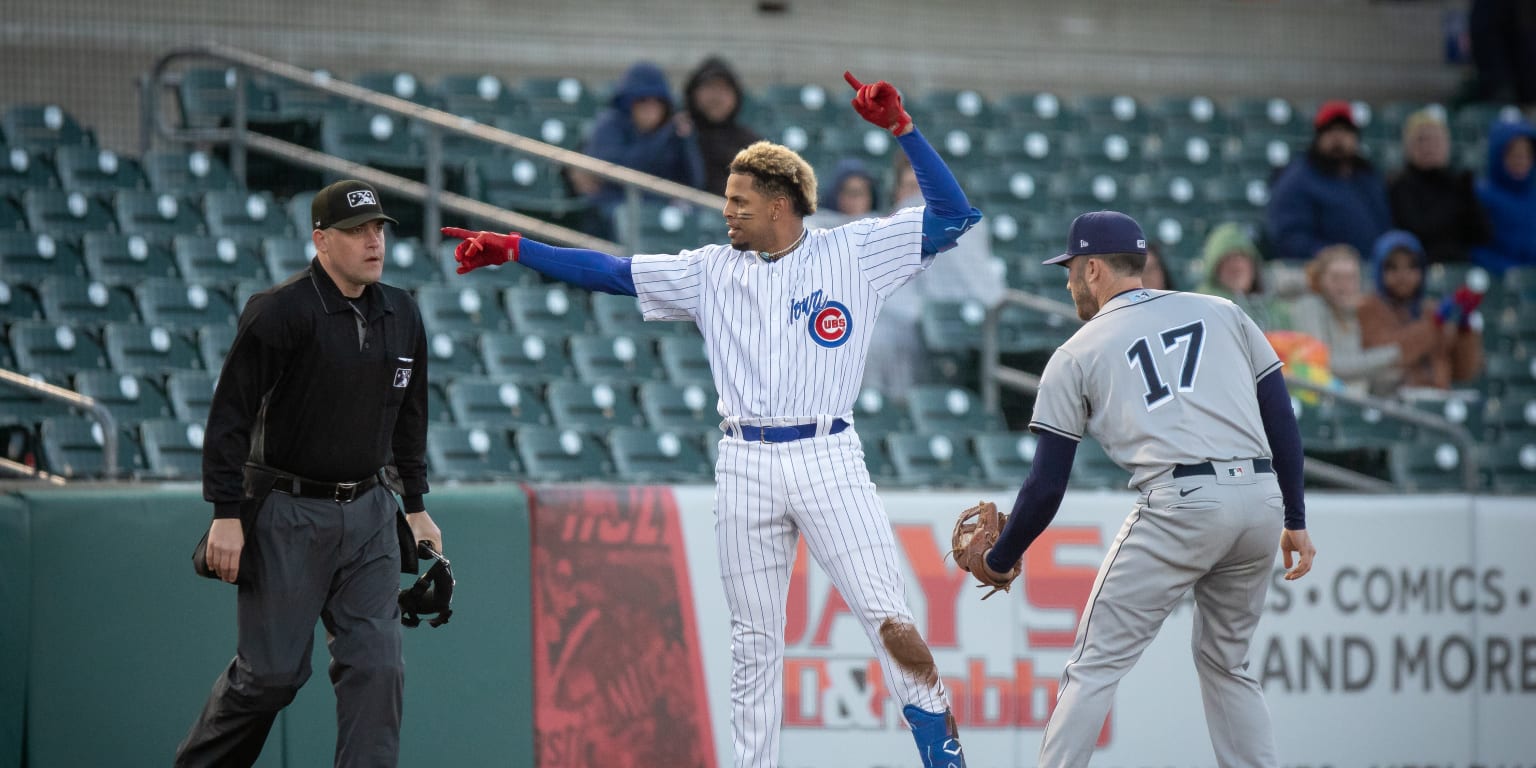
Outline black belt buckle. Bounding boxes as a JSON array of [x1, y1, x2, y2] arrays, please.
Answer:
[[333, 480, 362, 503]]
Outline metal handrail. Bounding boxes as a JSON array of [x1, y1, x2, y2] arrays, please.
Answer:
[[141, 42, 728, 252], [0, 368, 118, 480], [977, 288, 1478, 492]]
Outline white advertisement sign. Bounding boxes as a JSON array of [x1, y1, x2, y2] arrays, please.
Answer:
[[675, 488, 1536, 768]]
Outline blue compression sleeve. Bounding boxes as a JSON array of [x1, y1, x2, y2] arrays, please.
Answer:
[[1257, 369, 1307, 529], [516, 239, 637, 296], [985, 430, 1077, 573], [896, 128, 983, 255]]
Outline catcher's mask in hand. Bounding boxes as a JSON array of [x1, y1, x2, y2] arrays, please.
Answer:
[[400, 541, 454, 628]]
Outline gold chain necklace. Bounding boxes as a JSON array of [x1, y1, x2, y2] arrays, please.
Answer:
[[759, 229, 807, 262]]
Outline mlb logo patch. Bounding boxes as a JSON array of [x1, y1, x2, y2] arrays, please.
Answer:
[[393, 368, 412, 388], [1227, 467, 1245, 478], [347, 190, 378, 208]]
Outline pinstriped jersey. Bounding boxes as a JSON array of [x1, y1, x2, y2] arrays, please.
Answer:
[[631, 207, 927, 422], [1030, 289, 1282, 488]]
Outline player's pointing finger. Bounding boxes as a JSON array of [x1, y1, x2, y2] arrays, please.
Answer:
[[843, 71, 864, 90]]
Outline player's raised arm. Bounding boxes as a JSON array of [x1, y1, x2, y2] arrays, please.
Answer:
[[844, 71, 982, 255], [439, 226, 638, 297]]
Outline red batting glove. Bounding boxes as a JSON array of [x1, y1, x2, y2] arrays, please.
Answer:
[[844, 71, 912, 136], [440, 227, 521, 274], [1451, 285, 1484, 316]]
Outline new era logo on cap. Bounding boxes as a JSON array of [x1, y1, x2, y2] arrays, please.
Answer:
[[346, 190, 377, 208], [1079, 239, 1088, 248], [1043, 210, 1148, 266]]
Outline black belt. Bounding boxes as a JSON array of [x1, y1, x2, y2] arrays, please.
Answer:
[[1172, 458, 1273, 478], [735, 418, 849, 443], [269, 471, 381, 503]]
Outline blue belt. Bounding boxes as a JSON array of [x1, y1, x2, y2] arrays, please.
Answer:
[[735, 418, 849, 443], [1173, 458, 1273, 478]]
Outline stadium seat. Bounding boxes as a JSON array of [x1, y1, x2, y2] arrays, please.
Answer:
[[756, 82, 842, 132], [415, 284, 508, 336], [260, 236, 314, 280], [353, 70, 439, 108], [1478, 431, 1536, 493], [425, 382, 453, 424], [438, 73, 529, 122], [38, 416, 143, 478], [423, 331, 486, 380], [78, 233, 175, 286], [134, 277, 239, 330], [434, 240, 538, 290], [171, 234, 267, 288], [613, 200, 707, 256], [201, 190, 292, 240], [850, 387, 910, 440], [978, 129, 1068, 173], [884, 432, 985, 487], [657, 335, 712, 385], [995, 91, 1075, 129], [1151, 95, 1231, 134], [445, 376, 552, 429], [37, 277, 138, 327], [1050, 168, 1128, 211], [858, 430, 898, 486], [0, 278, 42, 324], [545, 380, 645, 432], [0, 104, 92, 152], [608, 426, 712, 483], [113, 190, 207, 240], [475, 151, 588, 219], [103, 322, 202, 375], [72, 370, 174, 426], [637, 380, 719, 436], [53, 147, 147, 196], [319, 110, 423, 175], [22, 189, 115, 238], [0, 145, 59, 196], [972, 431, 1035, 487], [1073, 94, 1149, 133], [512, 425, 611, 482], [231, 279, 267, 312], [196, 324, 236, 370], [426, 423, 521, 481], [1389, 439, 1473, 492], [915, 88, 997, 128], [174, 66, 280, 130], [919, 299, 991, 354], [1330, 401, 1418, 449], [139, 418, 207, 480], [142, 149, 239, 196], [821, 125, 900, 167], [517, 75, 599, 118], [8, 320, 108, 381], [478, 332, 572, 383], [592, 291, 655, 338], [380, 238, 441, 289], [503, 285, 593, 336], [1070, 436, 1126, 489], [569, 333, 666, 385], [165, 368, 218, 422], [1227, 97, 1304, 137], [0, 231, 86, 284], [0, 197, 24, 232], [907, 386, 1007, 435]]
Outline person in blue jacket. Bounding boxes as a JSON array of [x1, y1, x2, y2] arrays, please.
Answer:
[[1266, 100, 1392, 263], [1471, 116, 1536, 275]]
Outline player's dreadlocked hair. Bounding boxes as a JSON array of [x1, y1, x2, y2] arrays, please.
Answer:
[[730, 141, 817, 217]]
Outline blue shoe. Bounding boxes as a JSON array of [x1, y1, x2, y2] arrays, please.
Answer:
[[903, 704, 966, 768]]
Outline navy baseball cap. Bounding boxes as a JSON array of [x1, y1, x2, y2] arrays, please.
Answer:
[[1043, 210, 1148, 266], [311, 179, 398, 231]]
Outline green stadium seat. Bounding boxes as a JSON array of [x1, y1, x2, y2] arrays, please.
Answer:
[[1201, 175, 1270, 213], [283, 191, 317, 233], [53, 147, 147, 196], [1148, 131, 1226, 177], [113, 190, 207, 240], [545, 380, 645, 432], [10, 319, 110, 381], [1064, 128, 1146, 172], [201, 190, 292, 240], [503, 285, 593, 336], [1150, 95, 1231, 134], [608, 426, 712, 483], [1129, 170, 1202, 211], [821, 125, 900, 167], [134, 277, 239, 331], [614, 200, 705, 256], [71, 370, 174, 426], [0, 197, 24, 232], [0, 231, 86, 283], [636, 380, 719, 436], [592, 291, 666, 339], [424, 331, 486, 380], [478, 332, 572, 383], [1070, 436, 1126, 489], [1389, 439, 1472, 492], [475, 151, 588, 219], [517, 75, 599, 118], [415, 284, 509, 336], [569, 333, 666, 385], [425, 382, 452, 424], [353, 70, 439, 108], [22, 189, 115, 238], [260, 236, 314, 280], [995, 91, 1076, 130], [438, 73, 529, 122], [174, 67, 280, 130], [1073, 94, 1149, 133], [142, 149, 239, 195], [858, 430, 897, 486], [979, 128, 1068, 172], [885, 432, 986, 487], [850, 386, 910, 440], [379, 238, 440, 289], [37, 278, 138, 327], [267, 69, 348, 122], [657, 335, 712, 385], [755, 82, 840, 131], [512, 425, 610, 482], [971, 431, 1034, 487], [919, 299, 990, 354], [165, 368, 218, 423], [138, 418, 206, 480], [1478, 430, 1536, 493], [231, 279, 266, 312], [1, 104, 92, 152], [319, 110, 422, 173], [103, 322, 202, 375], [1051, 168, 1128, 211], [427, 423, 521, 481], [0, 278, 43, 324], [38, 416, 143, 478], [171, 235, 266, 289], [1227, 97, 1304, 137], [445, 376, 551, 429], [0, 145, 59, 196], [907, 385, 1007, 435], [196, 324, 236, 370], [915, 88, 997, 128]]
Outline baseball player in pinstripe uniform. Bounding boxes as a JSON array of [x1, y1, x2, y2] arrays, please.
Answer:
[[443, 72, 982, 768], [964, 211, 1317, 767]]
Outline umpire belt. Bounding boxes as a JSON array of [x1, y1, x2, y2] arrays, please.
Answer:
[[1172, 458, 1273, 479], [268, 470, 381, 503], [733, 418, 849, 443]]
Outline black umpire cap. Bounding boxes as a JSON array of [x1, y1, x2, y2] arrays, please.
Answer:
[[311, 180, 399, 231]]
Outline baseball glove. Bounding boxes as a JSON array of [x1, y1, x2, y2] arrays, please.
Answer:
[[950, 500, 1020, 600]]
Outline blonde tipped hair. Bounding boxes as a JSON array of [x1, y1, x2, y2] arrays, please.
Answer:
[[729, 141, 818, 216]]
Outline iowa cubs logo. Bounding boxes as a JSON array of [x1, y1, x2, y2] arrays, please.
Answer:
[[808, 301, 853, 348]]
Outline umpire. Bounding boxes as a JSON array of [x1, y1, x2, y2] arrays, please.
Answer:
[[176, 180, 441, 768]]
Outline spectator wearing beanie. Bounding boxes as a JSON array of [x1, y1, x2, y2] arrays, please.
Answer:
[[1267, 100, 1393, 263]]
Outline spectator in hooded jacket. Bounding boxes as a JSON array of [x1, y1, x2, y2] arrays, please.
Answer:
[[1196, 222, 1289, 330], [1267, 100, 1393, 263], [1471, 117, 1536, 275], [1358, 230, 1484, 395], [805, 157, 879, 229], [683, 56, 762, 195], [1388, 108, 1491, 265], [569, 61, 705, 238]]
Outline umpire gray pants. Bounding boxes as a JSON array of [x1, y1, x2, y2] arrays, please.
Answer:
[[175, 485, 403, 768], [1039, 462, 1283, 768]]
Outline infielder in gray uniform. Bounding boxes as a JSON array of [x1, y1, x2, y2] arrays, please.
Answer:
[[974, 211, 1316, 767]]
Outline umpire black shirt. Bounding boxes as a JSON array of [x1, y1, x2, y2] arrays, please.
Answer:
[[203, 258, 430, 519]]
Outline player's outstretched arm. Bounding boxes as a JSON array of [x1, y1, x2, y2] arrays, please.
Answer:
[[440, 227, 637, 296], [1256, 368, 1317, 579], [844, 71, 982, 255], [985, 430, 1078, 575]]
